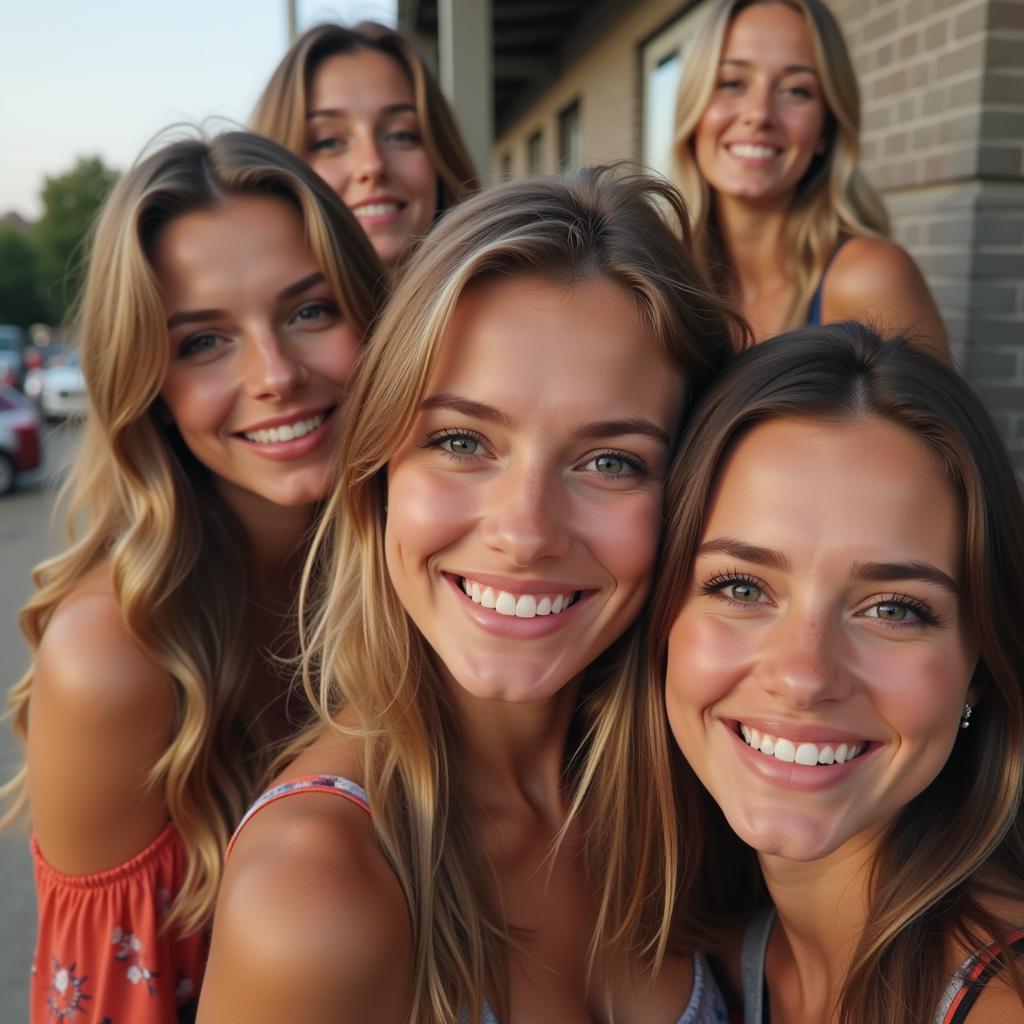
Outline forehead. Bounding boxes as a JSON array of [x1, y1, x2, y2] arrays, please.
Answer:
[[722, 3, 818, 68], [427, 274, 684, 430], [152, 194, 314, 302], [309, 48, 414, 112], [704, 415, 962, 575]]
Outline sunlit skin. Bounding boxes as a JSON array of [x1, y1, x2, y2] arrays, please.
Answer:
[[156, 194, 360, 534], [665, 416, 977, 867], [694, 2, 826, 210], [386, 274, 685, 709], [305, 48, 438, 270]]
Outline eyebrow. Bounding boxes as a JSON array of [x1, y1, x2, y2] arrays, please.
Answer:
[[166, 272, 326, 329], [851, 561, 960, 596], [307, 103, 417, 121], [696, 537, 789, 570], [720, 58, 819, 75], [419, 393, 671, 446], [696, 539, 960, 595]]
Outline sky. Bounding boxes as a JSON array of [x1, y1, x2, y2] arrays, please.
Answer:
[[2, 0, 397, 221]]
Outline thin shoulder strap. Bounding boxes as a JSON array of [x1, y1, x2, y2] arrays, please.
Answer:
[[226, 774, 371, 861], [806, 237, 852, 325], [741, 909, 776, 1024], [938, 929, 1024, 1024]]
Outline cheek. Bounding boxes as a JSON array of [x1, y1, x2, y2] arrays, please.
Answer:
[[160, 371, 232, 441], [385, 465, 477, 571], [666, 611, 744, 721], [578, 491, 662, 593], [311, 328, 361, 389], [398, 154, 439, 219]]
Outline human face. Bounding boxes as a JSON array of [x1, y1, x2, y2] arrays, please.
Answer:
[[305, 48, 439, 270], [694, 3, 827, 208], [386, 275, 685, 705], [665, 416, 978, 864], [156, 193, 360, 523]]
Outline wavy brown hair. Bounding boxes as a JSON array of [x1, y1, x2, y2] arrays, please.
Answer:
[[252, 22, 478, 226], [673, 0, 890, 329], [647, 321, 1024, 1021], [290, 166, 745, 1023], [1, 131, 386, 935]]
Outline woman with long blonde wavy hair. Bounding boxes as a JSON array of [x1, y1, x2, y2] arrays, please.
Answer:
[[198, 166, 744, 1024], [252, 21, 479, 273], [2, 130, 385, 1023], [673, 0, 948, 357], [652, 323, 1024, 1022]]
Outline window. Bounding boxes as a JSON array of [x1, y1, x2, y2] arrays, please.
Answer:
[[558, 100, 582, 170], [527, 130, 544, 174], [641, 3, 709, 178]]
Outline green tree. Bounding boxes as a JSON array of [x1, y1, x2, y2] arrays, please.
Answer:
[[0, 226, 50, 326], [34, 156, 119, 323]]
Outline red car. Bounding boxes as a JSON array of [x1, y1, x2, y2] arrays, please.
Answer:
[[0, 383, 41, 494]]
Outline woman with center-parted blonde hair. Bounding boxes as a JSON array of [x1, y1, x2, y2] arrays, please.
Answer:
[[1, 130, 386, 1023], [673, 0, 948, 356], [198, 167, 746, 1024], [252, 21, 479, 273]]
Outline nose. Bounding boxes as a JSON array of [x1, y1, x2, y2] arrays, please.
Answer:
[[242, 330, 308, 401], [755, 607, 851, 708], [479, 460, 571, 567], [353, 131, 386, 183], [739, 80, 773, 128]]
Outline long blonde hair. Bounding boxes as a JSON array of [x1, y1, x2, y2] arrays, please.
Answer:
[[673, 0, 890, 328], [293, 167, 744, 1023], [1, 131, 386, 936], [252, 22, 479, 221], [648, 323, 1024, 1022]]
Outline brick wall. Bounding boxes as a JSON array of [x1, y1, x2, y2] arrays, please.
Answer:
[[830, 0, 1024, 466]]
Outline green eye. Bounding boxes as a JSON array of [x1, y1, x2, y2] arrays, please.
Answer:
[[871, 602, 907, 621], [729, 582, 762, 603], [594, 454, 625, 474], [444, 436, 479, 455]]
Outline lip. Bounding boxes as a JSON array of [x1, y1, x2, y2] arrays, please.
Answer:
[[236, 406, 334, 434], [232, 405, 337, 462], [724, 141, 783, 163], [349, 194, 407, 226], [448, 570, 588, 596], [443, 571, 594, 639], [722, 719, 879, 792], [731, 716, 874, 746]]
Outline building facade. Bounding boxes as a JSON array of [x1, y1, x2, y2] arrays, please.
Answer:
[[402, 0, 1024, 467]]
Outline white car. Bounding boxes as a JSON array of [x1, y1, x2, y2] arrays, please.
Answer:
[[34, 352, 88, 420]]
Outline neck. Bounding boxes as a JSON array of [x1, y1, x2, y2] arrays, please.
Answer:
[[757, 832, 880, 1021], [714, 192, 791, 297], [449, 675, 582, 828]]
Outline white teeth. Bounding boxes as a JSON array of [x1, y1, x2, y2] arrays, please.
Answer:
[[774, 738, 797, 763], [354, 202, 400, 218], [729, 143, 779, 159], [738, 726, 867, 767], [243, 412, 326, 444], [459, 577, 577, 619], [795, 742, 819, 766]]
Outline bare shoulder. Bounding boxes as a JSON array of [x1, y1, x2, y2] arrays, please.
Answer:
[[825, 236, 950, 361], [27, 562, 175, 873], [962, 976, 1024, 1021], [199, 789, 412, 1024]]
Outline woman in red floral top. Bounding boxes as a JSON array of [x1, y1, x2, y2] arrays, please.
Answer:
[[2, 130, 386, 1023]]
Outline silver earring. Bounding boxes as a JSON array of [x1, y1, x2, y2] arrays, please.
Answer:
[[960, 703, 973, 729]]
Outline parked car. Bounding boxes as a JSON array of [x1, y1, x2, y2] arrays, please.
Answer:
[[0, 324, 28, 391], [0, 384, 41, 495], [33, 352, 88, 420]]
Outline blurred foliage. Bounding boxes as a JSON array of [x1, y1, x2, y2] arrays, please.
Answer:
[[33, 156, 120, 324], [0, 226, 51, 326]]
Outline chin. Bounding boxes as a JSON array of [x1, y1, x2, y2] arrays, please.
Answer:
[[726, 805, 850, 863], [446, 652, 574, 704]]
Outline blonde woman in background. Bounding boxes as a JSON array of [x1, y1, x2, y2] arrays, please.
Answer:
[[1, 132, 385, 1023], [674, 0, 949, 356], [198, 168, 743, 1024], [252, 21, 479, 273]]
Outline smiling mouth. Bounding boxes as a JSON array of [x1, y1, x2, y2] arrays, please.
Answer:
[[352, 201, 405, 219], [726, 143, 781, 159], [457, 575, 581, 619], [240, 408, 333, 445], [737, 723, 870, 766]]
